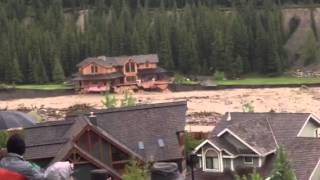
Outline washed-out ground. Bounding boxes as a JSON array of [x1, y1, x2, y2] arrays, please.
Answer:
[[1, 86, 320, 119]]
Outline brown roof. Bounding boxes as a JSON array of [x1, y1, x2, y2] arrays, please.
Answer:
[[207, 112, 320, 180], [77, 54, 159, 68]]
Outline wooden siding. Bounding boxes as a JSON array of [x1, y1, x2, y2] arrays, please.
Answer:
[[80, 64, 116, 75], [137, 63, 157, 69]]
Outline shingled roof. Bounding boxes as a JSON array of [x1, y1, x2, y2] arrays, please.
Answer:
[[206, 112, 320, 180], [24, 101, 187, 172], [77, 54, 159, 68], [67, 101, 187, 162]]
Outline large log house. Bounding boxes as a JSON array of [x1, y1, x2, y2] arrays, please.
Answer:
[[72, 54, 169, 93]]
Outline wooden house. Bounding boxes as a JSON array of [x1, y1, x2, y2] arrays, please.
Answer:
[[23, 101, 187, 180], [72, 54, 169, 93], [191, 112, 320, 180]]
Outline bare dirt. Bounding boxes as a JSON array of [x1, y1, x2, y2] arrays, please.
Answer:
[[2, 87, 320, 116]]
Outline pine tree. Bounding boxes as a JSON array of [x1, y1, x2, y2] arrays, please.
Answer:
[[230, 13, 250, 73], [6, 54, 22, 83], [301, 31, 319, 65], [270, 147, 295, 180], [52, 56, 65, 83], [27, 53, 39, 83]]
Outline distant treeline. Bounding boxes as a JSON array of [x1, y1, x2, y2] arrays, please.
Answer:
[[0, 0, 313, 84]]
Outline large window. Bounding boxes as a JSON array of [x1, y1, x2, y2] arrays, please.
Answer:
[[205, 149, 219, 171], [125, 61, 136, 73], [91, 65, 98, 73], [111, 146, 129, 162]]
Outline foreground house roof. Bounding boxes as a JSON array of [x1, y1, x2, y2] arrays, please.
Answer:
[[194, 112, 320, 180], [24, 101, 186, 178]]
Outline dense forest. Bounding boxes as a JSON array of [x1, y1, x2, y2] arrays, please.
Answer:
[[0, 0, 318, 84]]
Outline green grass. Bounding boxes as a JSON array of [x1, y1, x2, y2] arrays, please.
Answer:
[[215, 76, 320, 85], [14, 84, 73, 90]]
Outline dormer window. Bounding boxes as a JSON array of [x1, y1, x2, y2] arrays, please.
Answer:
[[91, 65, 98, 73]]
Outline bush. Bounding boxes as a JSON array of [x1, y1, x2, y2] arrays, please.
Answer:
[[0, 130, 8, 149], [122, 159, 149, 180], [101, 93, 117, 108], [121, 91, 136, 107], [173, 74, 198, 85], [213, 71, 225, 81]]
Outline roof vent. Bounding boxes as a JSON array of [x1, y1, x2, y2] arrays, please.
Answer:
[[227, 112, 231, 121], [158, 139, 165, 148], [88, 112, 97, 126], [138, 141, 145, 150]]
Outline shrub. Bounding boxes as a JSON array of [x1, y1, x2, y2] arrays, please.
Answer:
[[101, 93, 117, 108], [213, 71, 225, 81], [242, 103, 254, 112], [0, 130, 8, 149], [122, 159, 149, 180], [173, 74, 197, 85], [121, 91, 136, 107]]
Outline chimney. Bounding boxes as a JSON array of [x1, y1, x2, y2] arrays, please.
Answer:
[[226, 112, 231, 121], [88, 112, 97, 126]]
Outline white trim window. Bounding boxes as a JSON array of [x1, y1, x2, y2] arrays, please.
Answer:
[[243, 157, 254, 164], [198, 156, 202, 168], [204, 149, 220, 171]]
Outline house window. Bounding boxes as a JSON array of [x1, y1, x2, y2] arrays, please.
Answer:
[[315, 128, 320, 137], [126, 76, 136, 82], [111, 146, 129, 162], [198, 156, 202, 168], [125, 61, 136, 73], [91, 65, 98, 73], [243, 157, 254, 164], [204, 149, 219, 171]]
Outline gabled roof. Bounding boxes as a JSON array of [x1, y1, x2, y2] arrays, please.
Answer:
[[24, 101, 186, 169], [67, 101, 187, 162], [201, 112, 320, 180], [77, 54, 159, 68]]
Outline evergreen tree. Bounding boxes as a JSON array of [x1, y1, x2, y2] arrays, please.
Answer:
[[52, 56, 65, 83], [301, 31, 319, 65], [5, 54, 22, 83], [270, 147, 295, 180]]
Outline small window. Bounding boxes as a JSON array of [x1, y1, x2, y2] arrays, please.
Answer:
[[158, 139, 165, 147], [138, 141, 144, 150], [198, 156, 202, 168], [315, 128, 320, 138], [91, 65, 98, 73], [243, 157, 254, 164]]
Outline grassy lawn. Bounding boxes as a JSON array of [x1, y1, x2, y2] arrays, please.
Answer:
[[13, 84, 73, 90], [215, 76, 320, 85]]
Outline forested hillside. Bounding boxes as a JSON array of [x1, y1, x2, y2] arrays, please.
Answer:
[[0, 0, 318, 84]]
